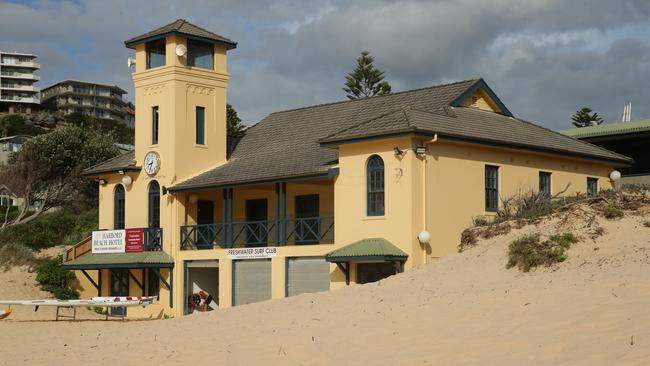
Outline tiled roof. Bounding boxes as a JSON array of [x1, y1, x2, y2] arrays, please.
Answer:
[[82, 151, 139, 176], [321, 106, 631, 164], [62, 251, 174, 269], [125, 19, 237, 49], [559, 119, 650, 139], [169, 79, 479, 191], [325, 238, 408, 262]]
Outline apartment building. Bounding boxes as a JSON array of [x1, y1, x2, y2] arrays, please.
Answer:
[[0, 51, 40, 113], [41, 80, 128, 122]]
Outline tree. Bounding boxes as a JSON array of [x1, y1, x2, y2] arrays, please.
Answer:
[[343, 51, 392, 100], [571, 107, 604, 127], [227, 104, 246, 137], [0, 114, 45, 136], [0, 126, 119, 228]]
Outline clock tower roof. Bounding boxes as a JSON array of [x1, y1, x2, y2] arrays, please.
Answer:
[[124, 19, 237, 50]]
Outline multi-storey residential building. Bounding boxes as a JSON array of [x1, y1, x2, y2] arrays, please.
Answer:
[[41, 80, 128, 122], [0, 51, 40, 113]]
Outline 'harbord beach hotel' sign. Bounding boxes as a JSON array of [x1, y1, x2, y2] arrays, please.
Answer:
[[227, 247, 278, 259], [92, 229, 145, 254]]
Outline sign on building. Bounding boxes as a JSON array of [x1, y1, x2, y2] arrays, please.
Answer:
[[92, 230, 126, 253], [125, 228, 144, 253], [227, 247, 278, 260]]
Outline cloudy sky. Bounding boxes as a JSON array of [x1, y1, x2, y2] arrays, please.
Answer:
[[2, 0, 650, 129]]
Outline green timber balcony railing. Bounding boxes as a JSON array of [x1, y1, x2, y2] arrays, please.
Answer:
[[180, 217, 334, 250], [144, 227, 163, 251]]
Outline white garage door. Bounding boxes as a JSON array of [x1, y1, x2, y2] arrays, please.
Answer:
[[233, 259, 272, 306], [286, 257, 330, 297]]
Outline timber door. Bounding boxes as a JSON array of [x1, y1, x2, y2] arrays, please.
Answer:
[[197, 200, 215, 248], [110, 269, 130, 316], [295, 194, 319, 244], [245, 199, 268, 246]]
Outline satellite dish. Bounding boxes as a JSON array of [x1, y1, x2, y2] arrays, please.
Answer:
[[127, 57, 136, 68], [175, 44, 187, 57]]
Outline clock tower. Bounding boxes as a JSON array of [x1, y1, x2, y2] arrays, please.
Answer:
[[125, 19, 237, 186]]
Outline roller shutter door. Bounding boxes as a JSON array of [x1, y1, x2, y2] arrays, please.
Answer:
[[286, 257, 330, 297], [233, 259, 272, 306]]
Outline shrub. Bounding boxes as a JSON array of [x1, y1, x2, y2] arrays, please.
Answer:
[[459, 228, 477, 251], [603, 205, 624, 219], [0, 208, 97, 251], [473, 217, 489, 227], [35, 255, 79, 299], [507, 232, 578, 272], [644, 221, 650, 228], [0, 242, 37, 270]]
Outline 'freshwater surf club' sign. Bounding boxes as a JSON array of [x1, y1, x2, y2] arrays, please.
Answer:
[[227, 247, 278, 259]]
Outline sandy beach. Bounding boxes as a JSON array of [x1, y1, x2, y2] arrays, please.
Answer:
[[1, 210, 649, 365]]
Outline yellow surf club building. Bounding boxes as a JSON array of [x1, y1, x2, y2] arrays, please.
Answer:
[[62, 20, 631, 318]]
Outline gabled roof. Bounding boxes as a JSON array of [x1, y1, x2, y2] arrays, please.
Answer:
[[169, 79, 480, 191], [320, 106, 632, 164], [82, 151, 139, 177], [125, 19, 237, 49], [325, 238, 408, 262], [559, 119, 650, 139]]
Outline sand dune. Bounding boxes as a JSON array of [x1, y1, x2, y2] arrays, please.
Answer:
[[1, 209, 650, 365]]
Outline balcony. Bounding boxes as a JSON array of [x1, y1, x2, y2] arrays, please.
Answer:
[[0, 84, 38, 92], [0, 71, 39, 80], [180, 216, 334, 250], [0, 95, 39, 103], [0, 59, 39, 68]]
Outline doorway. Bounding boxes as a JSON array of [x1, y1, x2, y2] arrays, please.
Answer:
[[295, 194, 319, 244], [110, 269, 130, 316], [356, 263, 396, 284], [196, 200, 215, 248], [185, 260, 219, 314], [245, 199, 268, 246]]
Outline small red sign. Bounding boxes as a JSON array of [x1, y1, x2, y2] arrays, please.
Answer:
[[125, 228, 144, 253]]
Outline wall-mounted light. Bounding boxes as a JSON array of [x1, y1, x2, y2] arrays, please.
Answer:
[[175, 44, 187, 57], [98, 179, 107, 186], [188, 193, 199, 204], [418, 230, 431, 244], [415, 146, 427, 156], [121, 175, 132, 187], [393, 147, 404, 156], [609, 170, 621, 181]]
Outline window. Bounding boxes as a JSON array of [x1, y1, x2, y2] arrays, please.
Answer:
[[367, 155, 385, 216], [196, 106, 205, 145], [146, 269, 160, 298], [114, 185, 125, 229], [539, 172, 551, 197], [485, 165, 499, 212], [587, 177, 598, 196], [152, 106, 159, 145], [187, 39, 214, 69], [148, 181, 160, 228], [146, 39, 166, 69]]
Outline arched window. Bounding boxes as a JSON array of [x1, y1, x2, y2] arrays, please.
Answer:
[[114, 185, 125, 229], [367, 155, 385, 216], [148, 181, 160, 228]]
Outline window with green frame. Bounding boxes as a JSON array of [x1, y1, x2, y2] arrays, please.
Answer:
[[587, 177, 598, 196], [485, 165, 499, 212], [367, 155, 385, 216], [114, 184, 125, 229], [146, 39, 166, 69], [196, 106, 205, 145], [539, 171, 551, 197]]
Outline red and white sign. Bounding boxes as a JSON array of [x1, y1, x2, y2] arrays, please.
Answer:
[[125, 228, 144, 253]]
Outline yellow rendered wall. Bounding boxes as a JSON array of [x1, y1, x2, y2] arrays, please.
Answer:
[[424, 139, 616, 258], [459, 88, 501, 113], [333, 136, 425, 290]]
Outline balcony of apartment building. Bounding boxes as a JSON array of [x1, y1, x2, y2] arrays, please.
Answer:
[[179, 181, 334, 251], [0, 56, 39, 69], [0, 81, 39, 92], [0, 91, 39, 104], [0, 69, 39, 81]]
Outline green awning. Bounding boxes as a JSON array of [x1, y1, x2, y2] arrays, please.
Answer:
[[559, 119, 650, 139], [325, 238, 408, 263], [63, 251, 174, 270]]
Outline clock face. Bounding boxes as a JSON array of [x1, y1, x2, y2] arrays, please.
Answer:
[[143, 151, 160, 176]]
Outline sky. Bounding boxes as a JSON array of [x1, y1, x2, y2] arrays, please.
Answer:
[[2, 0, 650, 130]]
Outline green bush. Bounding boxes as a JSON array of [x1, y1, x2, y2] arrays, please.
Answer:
[[603, 205, 624, 219], [35, 255, 78, 299], [507, 232, 578, 272], [0, 242, 37, 270], [0, 208, 97, 251]]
